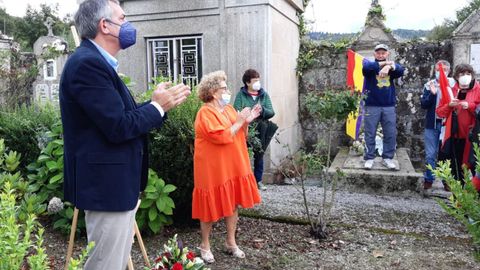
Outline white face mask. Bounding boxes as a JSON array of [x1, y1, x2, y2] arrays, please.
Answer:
[[220, 93, 231, 106], [252, 81, 261, 91], [459, 75, 472, 87]]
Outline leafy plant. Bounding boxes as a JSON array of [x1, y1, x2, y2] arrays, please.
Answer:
[[366, 5, 386, 22], [26, 121, 84, 234], [431, 144, 480, 260], [0, 176, 93, 270], [0, 181, 48, 270], [246, 122, 263, 157], [274, 90, 358, 239], [137, 169, 177, 234], [304, 90, 361, 121], [0, 138, 46, 222], [296, 40, 318, 77], [27, 121, 64, 203], [296, 40, 352, 78], [67, 242, 95, 270]]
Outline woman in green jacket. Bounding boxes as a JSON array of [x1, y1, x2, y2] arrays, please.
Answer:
[[233, 69, 276, 190]]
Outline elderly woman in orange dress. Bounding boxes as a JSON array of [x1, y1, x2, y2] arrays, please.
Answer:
[[192, 70, 262, 263]]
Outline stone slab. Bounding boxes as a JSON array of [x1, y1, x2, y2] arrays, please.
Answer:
[[343, 150, 401, 171], [328, 147, 423, 193]]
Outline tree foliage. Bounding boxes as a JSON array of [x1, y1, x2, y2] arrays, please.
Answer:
[[0, 4, 73, 51], [428, 0, 480, 41]]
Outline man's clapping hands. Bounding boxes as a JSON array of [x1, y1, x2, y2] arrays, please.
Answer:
[[152, 82, 191, 112]]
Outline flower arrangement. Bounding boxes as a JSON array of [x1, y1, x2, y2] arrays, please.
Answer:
[[149, 235, 210, 270]]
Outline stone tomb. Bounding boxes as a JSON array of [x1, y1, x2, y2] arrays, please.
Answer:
[[328, 148, 423, 193]]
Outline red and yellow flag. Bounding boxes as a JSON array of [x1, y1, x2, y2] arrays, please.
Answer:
[[346, 49, 365, 140]]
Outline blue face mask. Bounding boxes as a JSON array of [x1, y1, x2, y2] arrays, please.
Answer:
[[107, 20, 137, 49], [435, 71, 440, 80]]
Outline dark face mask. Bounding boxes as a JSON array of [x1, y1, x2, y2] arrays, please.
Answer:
[[106, 19, 137, 49]]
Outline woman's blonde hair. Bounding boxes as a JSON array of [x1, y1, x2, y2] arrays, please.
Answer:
[[197, 70, 227, 103]]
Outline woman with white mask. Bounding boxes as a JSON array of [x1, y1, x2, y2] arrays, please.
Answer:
[[437, 63, 480, 185], [233, 69, 276, 191], [192, 71, 262, 263]]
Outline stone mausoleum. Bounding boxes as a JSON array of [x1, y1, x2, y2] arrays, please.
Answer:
[[115, 0, 305, 176], [452, 8, 480, 75]]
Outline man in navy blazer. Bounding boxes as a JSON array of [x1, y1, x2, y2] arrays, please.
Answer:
[[60, 0, 190, 269]]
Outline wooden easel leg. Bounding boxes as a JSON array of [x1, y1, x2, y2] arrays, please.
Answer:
[[65, 207, 79, 270], [134, 221, 150, 267], [127, 256, 134, 270]]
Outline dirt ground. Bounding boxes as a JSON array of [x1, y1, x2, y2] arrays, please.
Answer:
[[43, 184, 479, 270]]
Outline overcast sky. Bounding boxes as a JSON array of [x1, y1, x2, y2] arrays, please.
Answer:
[[0, 0, 472, 33], [304, 0, 470, 33], [1, 0, 78, 18]]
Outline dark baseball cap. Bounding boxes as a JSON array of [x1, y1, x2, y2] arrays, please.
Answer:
[[374, 44, 389, 51]]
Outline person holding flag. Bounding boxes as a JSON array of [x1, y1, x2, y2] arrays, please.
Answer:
[[420, 60, 455, 192], [362, 44, 405, 170], [436, 63, 480, 184]]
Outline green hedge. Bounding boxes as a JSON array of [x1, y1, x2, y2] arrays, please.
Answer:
[[0, 104, 59, 169], [148, 91, 201, 224]]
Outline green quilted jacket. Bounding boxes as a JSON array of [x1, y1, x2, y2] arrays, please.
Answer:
[[233, 87, 275, 120]]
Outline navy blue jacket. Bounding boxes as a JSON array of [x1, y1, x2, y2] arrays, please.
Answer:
[[59, 40, 165, 211], [362, 60, 405, 107]]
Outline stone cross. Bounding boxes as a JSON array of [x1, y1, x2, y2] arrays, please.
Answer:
[[44, 17, 54, 36]]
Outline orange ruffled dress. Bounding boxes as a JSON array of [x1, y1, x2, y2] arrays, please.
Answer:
[[192, 104, 261, 222]]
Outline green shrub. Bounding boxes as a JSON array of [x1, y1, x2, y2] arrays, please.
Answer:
[[0, 178, 93, 270], [273, 90, 357, 239], [148, 89, 202, 224], [125, 75, 201, 224], [0, 182, 49, 270], [0, 138, 46, 222], [27, 121, 64, 203], [0, 138, 48, 269], [136, 169, 176, 234], [432, 144, 480, 260], [0, 104, 59, 169], [67, 242, 95, 270], [304, 90, 361, 122], [26, 121, 84, 234]]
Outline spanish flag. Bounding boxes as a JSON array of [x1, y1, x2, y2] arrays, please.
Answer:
[[346, 49, 365, 140]]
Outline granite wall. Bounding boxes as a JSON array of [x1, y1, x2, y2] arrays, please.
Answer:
[[299, 40, 453, 166]]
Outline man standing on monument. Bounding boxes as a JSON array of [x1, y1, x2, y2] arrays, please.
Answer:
[[362, 44, 405, 170]]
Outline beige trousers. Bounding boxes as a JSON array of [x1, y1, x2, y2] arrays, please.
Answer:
[[83, 209, 136, 270]]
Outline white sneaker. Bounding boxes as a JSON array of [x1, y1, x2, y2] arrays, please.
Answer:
[[257, 182, 267, 191], [382, 158, 396, 170], [364, 159, 374, 169]]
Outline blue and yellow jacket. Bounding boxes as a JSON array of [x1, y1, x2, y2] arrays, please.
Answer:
[[362, 60, 405, 107]]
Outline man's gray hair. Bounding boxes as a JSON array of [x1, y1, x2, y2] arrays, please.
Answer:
[[74, 0, 120, 40], [436, 60, 451, 70]]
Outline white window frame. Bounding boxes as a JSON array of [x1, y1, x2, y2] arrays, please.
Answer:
[[43, 59, 57, 80]]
